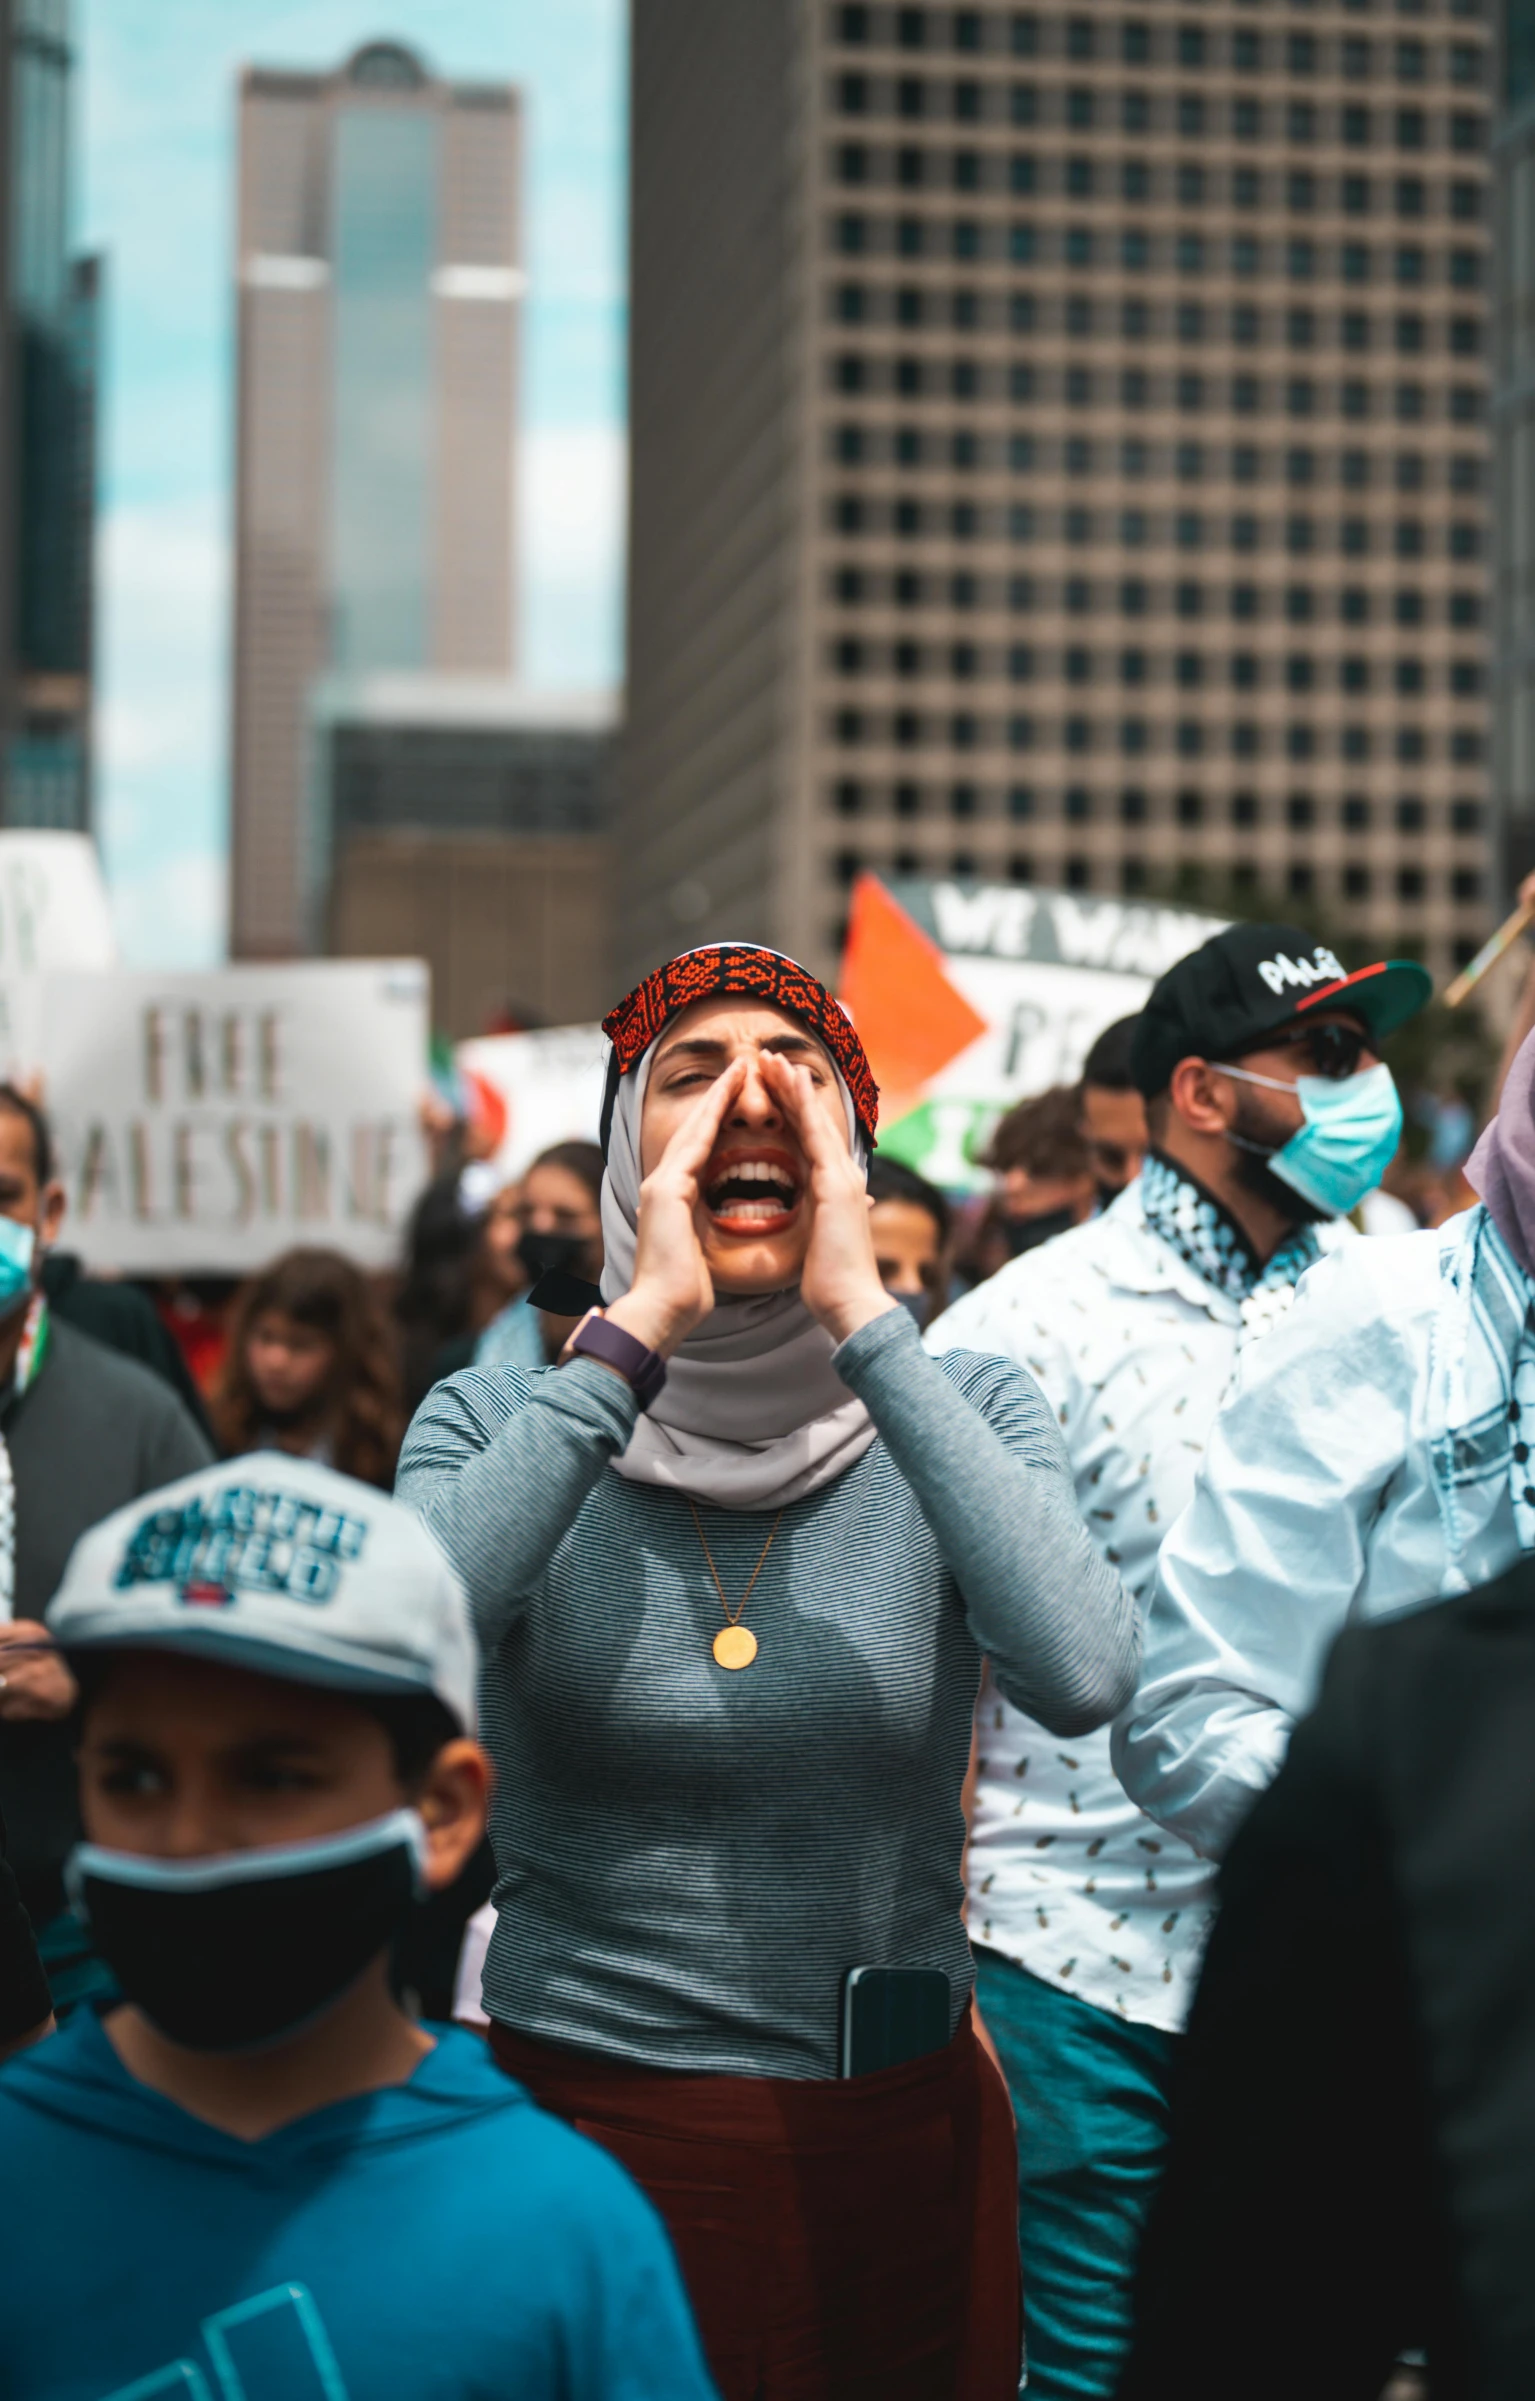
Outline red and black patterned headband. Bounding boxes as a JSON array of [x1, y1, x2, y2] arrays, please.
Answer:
[[601, 946, 879, 1145]]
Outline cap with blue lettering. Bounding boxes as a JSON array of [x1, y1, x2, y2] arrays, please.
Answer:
[[48, 1453, 478, 1734], [1131, 920, 1432, 1099]]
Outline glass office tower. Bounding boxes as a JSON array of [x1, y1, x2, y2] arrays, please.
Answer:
[[230, 41, 522, 957], [0, 0, 98, 830]]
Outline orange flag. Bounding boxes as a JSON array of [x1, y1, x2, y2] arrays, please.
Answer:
[[838, 875, 988, 1128]]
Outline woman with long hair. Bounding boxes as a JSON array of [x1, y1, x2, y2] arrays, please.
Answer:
[[399, 945, 1138, 2401], [214, 1247, 404, 1490]]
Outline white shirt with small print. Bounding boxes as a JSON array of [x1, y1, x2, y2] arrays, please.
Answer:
[[929, 1176, 1342, 2034]]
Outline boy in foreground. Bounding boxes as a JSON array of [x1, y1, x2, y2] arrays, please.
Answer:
[[0, 1453, 716, 2400]]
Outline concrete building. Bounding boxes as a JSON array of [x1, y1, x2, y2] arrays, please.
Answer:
[[314, 676, 615, 1037], [0, 0, 98, 832], [625, 1, 1493, 990], [1493, 0, 1535, 897], [230, 39, 522, 959]]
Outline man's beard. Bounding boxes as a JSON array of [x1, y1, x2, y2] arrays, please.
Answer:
[[1227, 1085, 1330, 1227]]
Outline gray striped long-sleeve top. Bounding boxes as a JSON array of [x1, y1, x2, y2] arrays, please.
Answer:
[[397, 1305, 1138, 2079]]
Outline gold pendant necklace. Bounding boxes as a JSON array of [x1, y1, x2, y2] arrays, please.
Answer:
[[689, 1502, 783, 1671]]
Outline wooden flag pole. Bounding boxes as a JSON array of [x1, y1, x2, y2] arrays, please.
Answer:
[[1443, 898, 1535, 1009]]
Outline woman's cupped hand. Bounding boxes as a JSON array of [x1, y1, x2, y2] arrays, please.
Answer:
[[604, 1058, 746, 1358], [758, 1052, 896, 1346]]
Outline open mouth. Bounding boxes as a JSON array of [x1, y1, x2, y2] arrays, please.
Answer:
[[703, 1149, 803, 1234]]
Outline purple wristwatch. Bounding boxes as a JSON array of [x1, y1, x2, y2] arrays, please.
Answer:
[[568, 1312, 668, 1411]]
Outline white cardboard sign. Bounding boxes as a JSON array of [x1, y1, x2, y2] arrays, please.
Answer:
[[455, 1025, 607, 1184], [41, 961, 430, 1273]]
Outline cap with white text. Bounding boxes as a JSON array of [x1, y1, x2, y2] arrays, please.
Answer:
[[48, 1453, 478, 1733], [1130, 921, 1432, 1098]]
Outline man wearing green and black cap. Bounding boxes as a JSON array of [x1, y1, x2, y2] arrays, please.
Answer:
[[1110, 914, 1535, 1867], [928, 919, 1428, 2400]]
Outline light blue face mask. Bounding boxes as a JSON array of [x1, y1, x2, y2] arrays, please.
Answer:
[[0, 1217, 36, 1314], [1221, 1061, 1403, 1218]]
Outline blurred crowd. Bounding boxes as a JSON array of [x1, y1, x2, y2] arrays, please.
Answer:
[[0, 915, 1530, 2401]]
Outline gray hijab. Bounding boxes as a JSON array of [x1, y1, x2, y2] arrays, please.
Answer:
[[1467, 1025, 1535, 1280], [599, 1042, 877, 1510]]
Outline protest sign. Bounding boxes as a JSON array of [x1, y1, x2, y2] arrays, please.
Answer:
[[840, 873, 1225, 1188], [0, 832, 118, 973], [0, 833, 120, 1077], [42, 961, 430, 1273], [455, 1024, 607, 1184]]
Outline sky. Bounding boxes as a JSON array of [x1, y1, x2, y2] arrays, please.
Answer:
[[76, 0, 628, 966]]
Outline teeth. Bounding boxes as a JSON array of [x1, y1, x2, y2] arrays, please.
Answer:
[[706, 1156, 798, 1218], [716, 1198, 790, 1223], [726, 1162, 793, 1189]]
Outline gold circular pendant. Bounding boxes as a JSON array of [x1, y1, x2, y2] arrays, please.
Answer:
[[712, 1624, 759, 1671]]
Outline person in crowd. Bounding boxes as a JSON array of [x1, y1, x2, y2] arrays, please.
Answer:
[[926, 921, 1428, 2400], [959, 1085, 1097, 1287], [0, 1083, 212, 2013], [395, 1167, 485, 1412], [1118, 1547, 1535, 2401], [866, 1154, 952, 1331], [475, 1139, 606, 1369], [1114, 1010, 1535, 1869], [214, 1247, 405, 1491], [39, 1252, 213, 1435], [0, 1454, 716, 2400], [1076, 1014, 1148, 1208], [397, 943, 1139, 2401]]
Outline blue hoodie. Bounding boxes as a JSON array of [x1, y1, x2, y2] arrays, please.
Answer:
[[0, 2011, 718, 2401]]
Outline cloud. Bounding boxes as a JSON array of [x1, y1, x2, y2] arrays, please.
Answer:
[[519, 424, 626, 690], [92, 494, 228, 942], [95, 499, 228, 779], [107, 848, 229, 971]]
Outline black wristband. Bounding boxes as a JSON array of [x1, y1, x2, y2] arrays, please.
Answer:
[[569, 1312, 668, 1411]]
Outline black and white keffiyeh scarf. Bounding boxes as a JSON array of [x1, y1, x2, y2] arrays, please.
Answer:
[[1140, 1151, 1325, 1341]]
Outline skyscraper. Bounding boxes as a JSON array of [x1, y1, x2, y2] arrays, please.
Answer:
[[1493, 0, 1535, 898], [624, 1, 1492, 990], [230, 39, 522, 958], [0, 0, 99, 832]]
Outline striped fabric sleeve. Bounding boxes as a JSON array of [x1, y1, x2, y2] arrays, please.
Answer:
[[833, 1307, 1141, 1736], [396, 1357, 641, 1649]]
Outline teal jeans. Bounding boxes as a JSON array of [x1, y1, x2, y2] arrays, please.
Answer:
[[974, 1948, 1178, 2401]]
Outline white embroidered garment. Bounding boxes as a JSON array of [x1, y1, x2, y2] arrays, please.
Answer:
[[1116, 1205, 1530, 1864], [930, 1175, 1339, 2033]]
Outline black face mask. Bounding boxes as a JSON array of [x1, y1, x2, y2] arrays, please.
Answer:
[[516, 1229, 590, 1283], [68, 1810, 424, 2054], [1002, 1204, 1080, 1258]]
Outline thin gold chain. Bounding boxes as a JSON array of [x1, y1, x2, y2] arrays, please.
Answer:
[[687, 1503, 784, 1630]]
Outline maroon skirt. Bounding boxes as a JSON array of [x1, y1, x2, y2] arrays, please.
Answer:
[[488, 2005, 1021, 2401]]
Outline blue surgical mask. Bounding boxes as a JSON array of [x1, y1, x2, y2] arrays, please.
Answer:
[[1222, 1062, 1403, 1218], [0, 1217, 37, 1313]]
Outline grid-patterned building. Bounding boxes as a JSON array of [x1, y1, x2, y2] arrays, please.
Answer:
[[230, 39, 522, 958], [1493, 1, 1535, 896], [624, 0, 1493, 990]]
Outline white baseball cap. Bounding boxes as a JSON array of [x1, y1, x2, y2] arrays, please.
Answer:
[[49, 1452, 478, 1734]]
